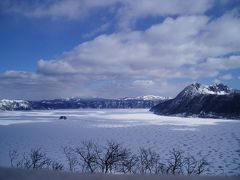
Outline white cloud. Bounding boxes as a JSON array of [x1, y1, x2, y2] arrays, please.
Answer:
[[220, 74, 233, 80], [1, 1, 240, 99], [213, 79, 221, 84], [37, 15, 211, 79], [82, 23, 111, 39], [132, 80, 155, 86], [201, 10, 240, 53], [37, 13, 240, 80], [1, 0, 213, 24], [145, 16, 208, 44], [0, 0, 115, 19], [3, 70, 34, 79], [37, 59, 77, 75], [202, 56, 240, 71], [117, 0, 213, 29]]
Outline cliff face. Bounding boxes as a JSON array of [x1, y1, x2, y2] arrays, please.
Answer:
[[0, 96, 168, 111]]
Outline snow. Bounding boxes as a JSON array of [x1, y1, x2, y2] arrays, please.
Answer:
[[0, 109, 239, 175], [197, 86, 228, 95], [189, 83, 232, 96], [141, 95, 170, 100], [0, 99, 29, 109], [121, 95, 169, 100]]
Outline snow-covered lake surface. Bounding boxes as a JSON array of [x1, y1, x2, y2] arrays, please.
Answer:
[[0, 109, 239, 175]]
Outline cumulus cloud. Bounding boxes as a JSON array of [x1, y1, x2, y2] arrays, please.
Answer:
[[0, 0, 240, 99], [0, 0, 113, 19], [202, 56, 240, 71], [37, 13, 240, 80], [117, 0, 213, 29], [3, 70, 36, 79], [132, 80, 155, 86], [0, 70, 109, 100], [1, 0, 213, 27], [0, 71, 62, 100], [37, 59, 77, 75], [37, 16, 207, 77], [201, 10, 240, 53], [20, 13, 236, 97]]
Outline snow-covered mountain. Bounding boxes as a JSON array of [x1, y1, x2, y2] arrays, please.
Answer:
[[150, 83, 240, 119], [0, 95, 169, 111], [0, 99, 30, 111], [179, 83, 232, 97]]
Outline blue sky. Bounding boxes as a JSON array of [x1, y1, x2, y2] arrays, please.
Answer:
[[0, 0, 240, 100]]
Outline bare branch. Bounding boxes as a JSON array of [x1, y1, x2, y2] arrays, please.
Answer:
[[8, 149, 18, 167], [166, 148, 184, 175], [137, 148, 161, 174], [51, 161, 64, 171], [75, 141, 99, 173], [62, 146, 78, 172]]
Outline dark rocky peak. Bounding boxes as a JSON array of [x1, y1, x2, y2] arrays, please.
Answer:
[[208, 83, 231, 94], [177, 83, 232, 99]]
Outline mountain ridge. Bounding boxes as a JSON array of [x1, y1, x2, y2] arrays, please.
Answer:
[[0, 95, 169, 111], [150, 83, 240, 119]]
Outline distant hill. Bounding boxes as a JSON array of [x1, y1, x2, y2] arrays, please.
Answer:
[[0, 96, 169, 111], [150, 83, 240, 119], [0, 99, 30, 111]]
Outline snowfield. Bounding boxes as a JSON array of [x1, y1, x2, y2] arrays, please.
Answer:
[[0, 109, 239, 175]]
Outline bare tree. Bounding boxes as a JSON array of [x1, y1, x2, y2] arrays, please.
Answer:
[[62, 146, 78, 172], [95, 141, 129, 173], [8, 142, 209, 175], [8, 149, 25, 168], [75, 141, 99, 173], [118, 153, 139, 174], [9, 148, 63, 171], [9, 149, 19, 167], [166, 148, 184, 175], [75, 141, 140, 174], [137, 148, 162, 174], [195, 159, 208, 175], [50, 161, 64, 171], [184, 156, 208, 175], [21, 148, 51, 169]]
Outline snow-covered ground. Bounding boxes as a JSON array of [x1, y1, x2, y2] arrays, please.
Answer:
[[0, 109, 239, 175]]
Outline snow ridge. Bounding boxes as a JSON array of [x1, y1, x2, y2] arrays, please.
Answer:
[[181, 83, 232, 98], [121, 95, 170, 101], [0, 99, 30, 110]]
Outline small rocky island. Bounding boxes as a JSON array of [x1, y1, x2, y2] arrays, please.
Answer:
[[59, 116, 67, 120]]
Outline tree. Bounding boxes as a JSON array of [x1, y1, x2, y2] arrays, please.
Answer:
[[137, 148, 163, 174], [21, 148, 51, 169], [62, 146, 78, 172], [166, 148, 184, 175], [118, 153, 138, 174], [8, 141, 209, 175], [95, 141, 130, 173], [51, 161, 64, 171], [8, 149, 21, 168], [75, 141, 99, 173], [184, 156, 208, 175]]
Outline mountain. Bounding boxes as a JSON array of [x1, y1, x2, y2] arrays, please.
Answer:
[[150, 83, 240, 119], [0, 96, 169, 111], [0, 99, 30, 111]]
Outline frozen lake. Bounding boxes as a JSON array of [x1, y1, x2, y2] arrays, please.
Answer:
[[0, 109, 239, 175]]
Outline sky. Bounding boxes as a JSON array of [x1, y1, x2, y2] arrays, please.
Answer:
[[0, 0, 240, 100]]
